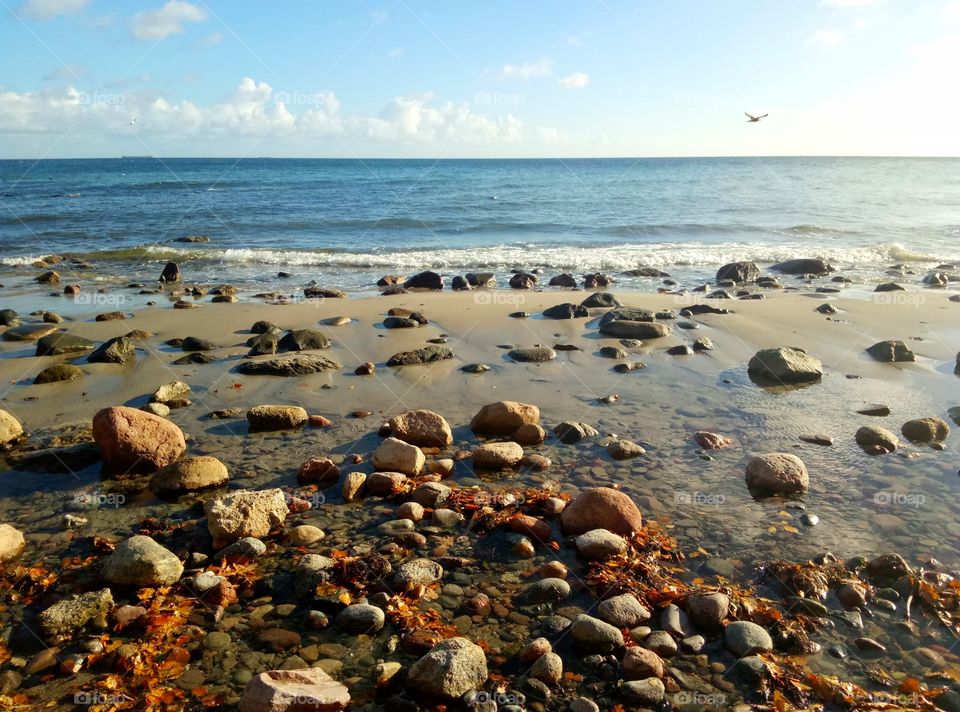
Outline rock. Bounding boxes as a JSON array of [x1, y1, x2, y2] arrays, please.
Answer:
[[548, 273, 577, 287], [816, 303, 838, 314], [472, 442, 524, 470], [366, 471, 408, 496], [0, 523, 26, 562], [583, 273, 612, 288], [247, 332, 279, 356], [406, 637, 487, 699], [461, 363, 490, 374], [394, 558, 443, 590], [693, 431, 732, 449], [336, 604, 385, 635], [512, 422, 546, 446], [716, 261, 760, 283], [581, 292, 620, 308], [529, 652, 563, 685], [0, 323, 54, 342], [373, 437, 425, 476], [561, 487, 643, 535], [92, 406, 186, 474], [247, 405, 309, 432], [278, 330, 331, 352], [855, 426, 898, 453], [771, 258, 834, 275], [866, 340, 915, 362], [160, 262, 180, 283], [0, 309, 20, 326], [238, 668, 350, 712], [383, 316, 421, 329], [543, 303, 588, 319], [724, 621, 773, 656], [622, 646, 663, 681], [874, 282, 905, 292], [303, 286, 346, 299], [470, 401, 540, 435], [524, 578, 571, 604], [606, 440, 645, 460], [901, 417, 949, 443], [748, 347, 822, 384], [686, 592, 729, 630], [102, 535, 183, 586], [599, 345, 628, 359], [596, 594, 650, 628], [152, 380, 190, 404], [509, 273, 538, 289], [205, 489, 288, 544], [575, 529, 627, 560], [36, 270, 60, 284], [34, 364, 83, 384], [341, 472, 366, 502], [509, 346, 556, 363], [297, 457, 340, 484], [354, 361, 375, 375], [88, 336, 136, 364], [35, 333, 96, 356], [598, 320, 671, 339], [150, 456, 229, 494], [570, 614, 623, 651], [553, 421, 598, 444], [450, 275, 470, 291], [237, 353, 342, 376], [620, 678, 665, 707], [404, 271, 443, 290], [38, 588, 113, 640], [744, 453, 809, 494], [386, 345, 454, 366], [387, 409, 453, 447]]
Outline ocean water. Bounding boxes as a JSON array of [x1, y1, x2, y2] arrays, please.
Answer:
[[1, 156, 958, 292]]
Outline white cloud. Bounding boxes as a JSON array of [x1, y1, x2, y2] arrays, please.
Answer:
[[558, 72, 590, 90], [42, 64, 87, 81], [811, 29, 844, 46], [133, 1, 207, 41], [820, 0, 878, 7], [19, 0, 87, 20], [496, 57, 553, 81], [387, 47, 405, 60], [200, 31, 223, 46]]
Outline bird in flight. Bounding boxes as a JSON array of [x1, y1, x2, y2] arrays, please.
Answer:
[[128, 117, 137, 127], [745, 112, 768, 123]]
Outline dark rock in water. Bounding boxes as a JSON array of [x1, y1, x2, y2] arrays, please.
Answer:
[[450, 275, 471, 291], [159, 262, 180, 283], [542, 303, 588, 319], [667, 344, 694, 356], [247, 332, 278, 356], [614, 361, 646, 373], [9, 442, 99, 472], [383, 316, 422, 329], [95, 311, 126, 322], [581, 292, 620, 308], [34, 364, 83, 384], [354, 362, 375, 375], [182, 336, 215, 352], [386, 346, 454, 367], [682, 304, 730, 315], [461, 363, 490, 373], [599, 320, 672, 339], [237, 353, 342, 376], [866, 340, 915, 362], [508, 311, 529, 318], [622, 267, 668, 277], [35, 333, 95, 356], [509, 273, 538, 289], [278, 329, 330, 351], [465, 272, 495, 287], [771, 258, 835, 275], [599, 307, 655, 324], [676, 321, 699, 330], [554, 343, 580, 351], [707, 289, 732, 299], [923, 272, 948, 287], [303, 286, 346, 299], [757, 276, 784, 288], [0, 309, 20, 326], [88, 336, 135, 364], [816, 303, 838, 314], [815, 287, 841, 293], [173, 353, 214, 365], [548, 273, 577, 287], [404, 271, 443, 290], [380, 286, 408, 295], [583, 273, 612, 288], [2, 324, 58, 342], [748, 347, 822, 384], [277, 271, 291, 278], [716, 261, 760, 284], [175, 235, 209, 243], [509, 347, 556, 363], [800, 434, 833, 446], [874, 282, 904, 292], [251, 320, 280, 334], [36, 270, 60, 284], [554, 421, 599, 444], [377, 274, 404, 286]]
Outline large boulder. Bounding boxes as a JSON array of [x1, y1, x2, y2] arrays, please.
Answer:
[[405, 637, 487, 699], [88, 336, 136, 364], [470, 401, 540, 435], [238, 353, 342, 376], [0, 410, 24, 446], [386, 409, 453, 447], [404, 271, 443, 290], [239, 668, 350, 712], [747, 347, 822, 384], [770, 258, 834, 275], [716, 261, 760, 284], [0, 523, 26, 563], [35, 333, 96, 356], [901, 417, 950, 443], [101, 535, 183, 586], [372, 437, 425, 476], [745, 453, 809, 494], [92, 406, 186, 474], [150, 456, 229, 494], [560, 487, 642, 535], [386, 346, 454, 366], [205, 489, 288, 545], [866, 340, 915, 363], [542, 303, 588, 319], [159, 262, 180, 283], [509, 273, 538, 289], [278, 330, 330, 352], [38, 588, 113, 640], [598, 320, 671, 339]]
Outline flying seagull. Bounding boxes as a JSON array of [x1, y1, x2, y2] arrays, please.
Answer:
[[745, 112, 768, 123], [128, 117, 137, 127]]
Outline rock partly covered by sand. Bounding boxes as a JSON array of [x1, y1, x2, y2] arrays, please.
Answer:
[[101, 535, 183, 586], [238, 668, 350, 712], [560, 487, 643, 535], [150, 456, 229, 494], [92, 406, 186, 474], [386, 345, 454, 366], [866, 340, 915, 362], [747, 347, 822, 384], [745, 453, 809, 494], [238, 353, 342, 376], [205, 489, 288, 544], [386, 409, 453, 447], [470, 401, 540, 435], [0, 523, 26, 562], [406, 637, 487, 699]]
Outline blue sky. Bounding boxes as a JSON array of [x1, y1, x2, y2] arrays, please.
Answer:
[[1, 0, 958, 157]]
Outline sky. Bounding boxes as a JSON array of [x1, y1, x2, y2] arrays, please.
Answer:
[[1, 0, 958, 158]]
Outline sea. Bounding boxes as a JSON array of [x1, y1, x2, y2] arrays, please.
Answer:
[[1, 156, 958, 294]]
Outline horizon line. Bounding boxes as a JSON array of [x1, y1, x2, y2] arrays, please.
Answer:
[[2, 154, 960, 161]]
